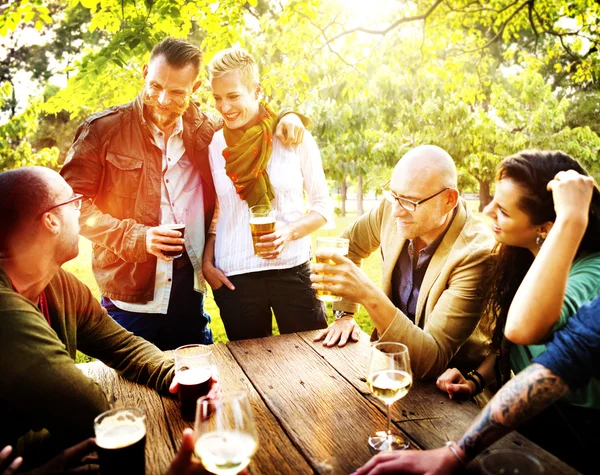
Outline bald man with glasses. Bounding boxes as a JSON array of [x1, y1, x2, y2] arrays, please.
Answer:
[[311, 145, 495, 379]]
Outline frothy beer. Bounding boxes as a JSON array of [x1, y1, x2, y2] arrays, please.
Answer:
[[95, 408, 146, 475], [163, 223, 186, 258], [250, 217, 275, 256], [178, 367, 212, 422], [314, 237, 349, 302]]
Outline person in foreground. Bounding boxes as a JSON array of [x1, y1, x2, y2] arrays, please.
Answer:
[[202, 47, 332, 340], [311, 145, 494, 379], [353, 289, 600, 475], [436, 152, 600, 469], [0, 167, 176, 471], [61, 37, 305, 350]]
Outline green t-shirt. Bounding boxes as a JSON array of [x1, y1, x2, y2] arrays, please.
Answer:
[[510, 252, 600, 409]]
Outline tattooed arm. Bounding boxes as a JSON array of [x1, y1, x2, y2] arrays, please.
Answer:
[[458, 363, 569, 459], [353, 364, 568, 475]]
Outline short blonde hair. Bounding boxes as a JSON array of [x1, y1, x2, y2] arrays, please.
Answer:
[[208, 47, 259, 91]]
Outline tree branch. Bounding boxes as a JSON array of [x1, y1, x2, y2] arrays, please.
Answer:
[[322, 0, 444, 45]]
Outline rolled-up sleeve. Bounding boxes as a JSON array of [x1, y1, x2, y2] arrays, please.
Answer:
[[298, 131, 334, 224]]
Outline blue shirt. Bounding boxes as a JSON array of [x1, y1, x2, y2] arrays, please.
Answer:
[[391, 210, 456, 322], [534, 294, 600, 392]]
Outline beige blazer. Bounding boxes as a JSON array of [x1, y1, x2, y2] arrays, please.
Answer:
[[334, 198, 494, 379]]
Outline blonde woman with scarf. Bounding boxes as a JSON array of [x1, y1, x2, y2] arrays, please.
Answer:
[[202, 48, 333, 341]]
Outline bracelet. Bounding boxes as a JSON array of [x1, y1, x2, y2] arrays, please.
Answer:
[[464, 374, 481, 395], [445, 441, 467, 467], [466, 370, 485, 395], [202, 260, 213, 265]]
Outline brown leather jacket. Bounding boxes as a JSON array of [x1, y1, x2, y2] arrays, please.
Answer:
[[61, 95, 222, 303]]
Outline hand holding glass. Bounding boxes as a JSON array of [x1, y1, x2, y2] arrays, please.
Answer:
[[194, 392, 259, 475], [174, 344, 213, 422], [367, 342, 412, 451]]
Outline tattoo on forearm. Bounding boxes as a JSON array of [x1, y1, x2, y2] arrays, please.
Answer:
[[458, 363, 569, 459]]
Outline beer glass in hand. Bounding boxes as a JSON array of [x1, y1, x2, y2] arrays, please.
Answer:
[[367, 342, 412, 451], [163, 207, 187, 258], [194, 392, 258, 475], [314, 237, 349, 302], [94, 407, 146, 475], [249, 205, 275, 257], [174, 344, 213, 422]]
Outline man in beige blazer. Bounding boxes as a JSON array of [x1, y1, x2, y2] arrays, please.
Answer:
[[311, 145, 494, 379]]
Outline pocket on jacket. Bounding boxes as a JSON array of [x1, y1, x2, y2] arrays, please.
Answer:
[[92, 243, 121, 268], [105, 152, 143, 198]]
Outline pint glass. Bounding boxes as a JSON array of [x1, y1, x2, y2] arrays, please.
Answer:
[[94, 407, 146, 475]]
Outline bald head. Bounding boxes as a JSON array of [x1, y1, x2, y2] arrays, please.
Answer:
[[392, 145, 457, 191], [0, 167, 63, 253]]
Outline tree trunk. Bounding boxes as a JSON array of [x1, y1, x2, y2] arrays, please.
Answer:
[[356, 175, 364, 216], [478, 179, 492, 212], [340, 177, 347, 217]]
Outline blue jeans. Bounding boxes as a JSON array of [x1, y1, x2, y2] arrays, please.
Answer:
[[101, 256, 212, 350]]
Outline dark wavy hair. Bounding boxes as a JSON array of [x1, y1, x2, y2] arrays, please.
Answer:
[[482, 150, 600, 355]]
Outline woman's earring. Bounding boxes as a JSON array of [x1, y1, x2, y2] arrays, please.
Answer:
[[536, 234, 546, 246]]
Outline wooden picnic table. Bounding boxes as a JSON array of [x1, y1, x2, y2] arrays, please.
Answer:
[[79, 330, 579, 474]]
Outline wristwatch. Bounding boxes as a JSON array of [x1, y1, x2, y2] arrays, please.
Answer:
[[334, 310, 354, 320]]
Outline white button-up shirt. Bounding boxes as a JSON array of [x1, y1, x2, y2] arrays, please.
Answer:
[[113, 116, 205, 313], [209, 129, 333, 276]]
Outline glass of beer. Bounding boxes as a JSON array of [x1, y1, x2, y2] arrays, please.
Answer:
[[94, 407, 146, 475], [174, 344, 213, 422], [163, 207, 187, 258], [314, 237, 349, 302], [367, 342, 412, 451], [194, 392, 259, 475], [249, 205, 275, 257]]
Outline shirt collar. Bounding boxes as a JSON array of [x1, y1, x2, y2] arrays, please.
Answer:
[[147, 115, 184, 139]]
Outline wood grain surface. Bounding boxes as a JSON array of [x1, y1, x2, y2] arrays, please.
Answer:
[[78, 329, 580, 475]]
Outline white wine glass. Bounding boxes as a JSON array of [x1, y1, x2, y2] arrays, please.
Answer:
[[194, 392, 258, 475], [367, 342, 412, 451]]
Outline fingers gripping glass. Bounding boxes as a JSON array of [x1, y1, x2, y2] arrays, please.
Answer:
[[382, 187, 449, 212], [44, 193, 84, 213]]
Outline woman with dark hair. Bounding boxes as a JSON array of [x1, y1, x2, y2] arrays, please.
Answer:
[[437, 150, 600, 470]]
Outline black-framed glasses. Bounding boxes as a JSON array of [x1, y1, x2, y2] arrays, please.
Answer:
[[44, 193, 84, 214], [382, 187, 450, 212]]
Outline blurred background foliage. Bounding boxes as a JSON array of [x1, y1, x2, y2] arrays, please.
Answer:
[[2, 0, 600, 210]]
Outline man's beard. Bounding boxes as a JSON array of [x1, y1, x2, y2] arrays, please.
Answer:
[[143, 88, 190, 129]]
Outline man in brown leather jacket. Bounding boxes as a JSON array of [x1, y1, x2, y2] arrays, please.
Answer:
[[61, 38, 304, 349]]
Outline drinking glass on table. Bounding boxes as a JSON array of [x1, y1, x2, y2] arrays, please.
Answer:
[[249, 205, 275, 257], [174, 344, 213, 422], [480, 449, 544, 474], [314, 237, 349, 302], [94, 407, 146, 475], [367, 342, 412, 451], [194, 392, 259, 475]]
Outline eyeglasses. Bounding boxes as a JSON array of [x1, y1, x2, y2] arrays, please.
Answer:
[[44, 193, 84, 213], [382, 187, 450, 212]]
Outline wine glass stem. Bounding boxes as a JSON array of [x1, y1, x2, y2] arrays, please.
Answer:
[[386, 403, 392, 436]]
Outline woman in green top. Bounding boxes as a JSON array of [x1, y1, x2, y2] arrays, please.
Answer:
[[437, 150, 600, 470]]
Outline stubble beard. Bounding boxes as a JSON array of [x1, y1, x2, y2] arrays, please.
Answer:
[[143, 88, 190, 130]]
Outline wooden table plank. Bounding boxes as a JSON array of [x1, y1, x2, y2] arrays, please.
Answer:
[[159, 344, 313, 475], [78, 362, 176, 475], [299, 330, 579, 474], [227, 333, 417, 475]]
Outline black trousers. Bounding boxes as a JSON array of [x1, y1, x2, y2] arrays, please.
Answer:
[[213, 262, 327, 341]]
